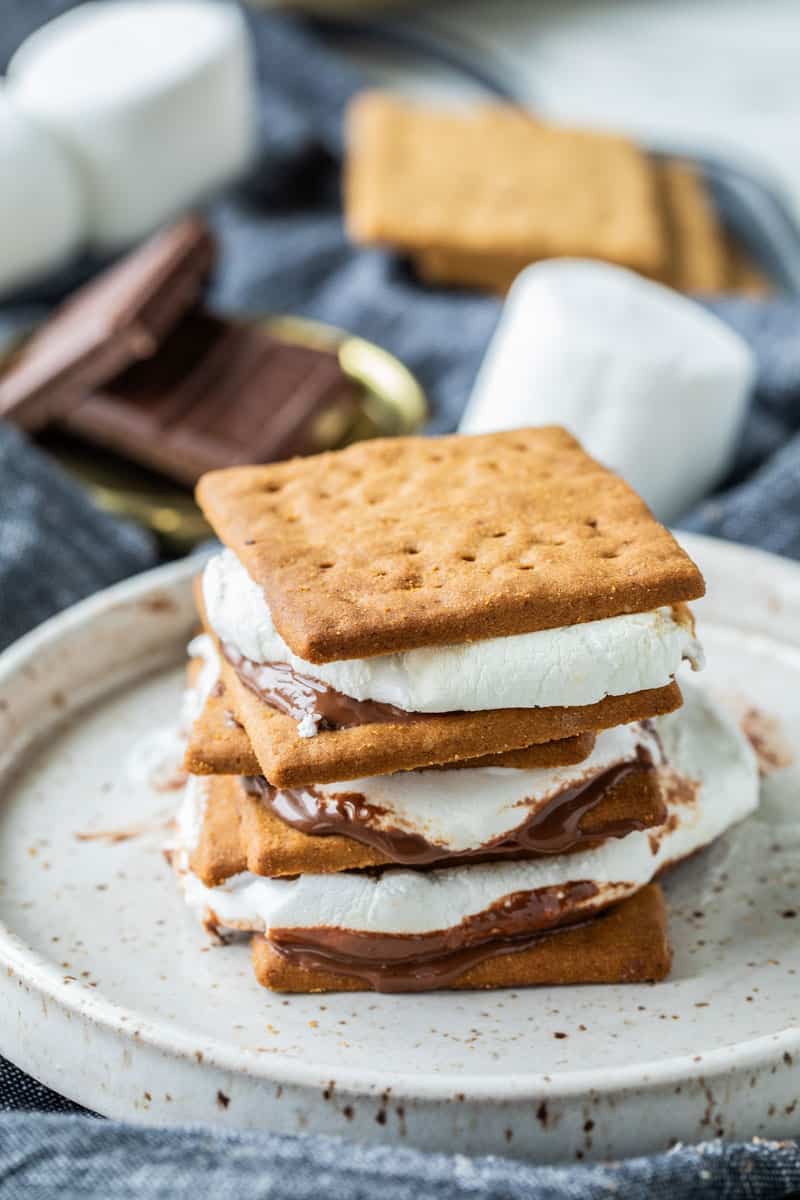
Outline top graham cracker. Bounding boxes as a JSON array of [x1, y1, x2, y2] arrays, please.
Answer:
[[195, 427, 704, 664], [345, 92, 666, 276]]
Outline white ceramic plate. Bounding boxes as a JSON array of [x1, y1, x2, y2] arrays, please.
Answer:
[[0, 532, 798, 1162]]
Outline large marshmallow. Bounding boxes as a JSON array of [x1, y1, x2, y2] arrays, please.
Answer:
[[176, 684, 759, 936], [460, 261, 755, 522], [8, 1, 256, 249], [0, 88, 85, 296], [202, 550, 702, 718]]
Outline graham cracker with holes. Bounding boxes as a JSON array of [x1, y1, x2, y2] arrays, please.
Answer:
[[345, 91, 666, 276], [196, 427, 704, 663], [186, 658, 598, 776], [251, 883, 672, 992], [203, 634, 681, 786], [187, 764, 666, 883]]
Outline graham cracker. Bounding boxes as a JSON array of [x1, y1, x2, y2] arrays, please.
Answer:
[[188, 670, 260, 775], [447, 739, 596, 770], [189, 776, 246, 887], [722, 232, 774, 297], [186, 659, 598, 776], [196, 427, 704, 663], [251, 883, 672, 992], [345, 91, 666, 276], [226, 766, 667, 878], [656, 161, 728, 293], [0, 216, 215, 433], [414, 162, 729, 296], [414, 246, 530, 294], [215, 644, 682, 786]]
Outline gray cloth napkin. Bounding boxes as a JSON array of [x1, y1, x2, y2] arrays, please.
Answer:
[[1, 3, 800, 1197], [1, 1115, 800, 1200], [0, 425, 156, 651]]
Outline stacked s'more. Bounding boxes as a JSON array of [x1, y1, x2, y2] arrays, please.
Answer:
[[172, 427, 759, 993]]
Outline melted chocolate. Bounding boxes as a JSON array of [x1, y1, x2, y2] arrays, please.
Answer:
[[268, 928, 573, 991], [243, 754, 654, 866], [223, 645, 420, 730], [268, 881, 601, 992]]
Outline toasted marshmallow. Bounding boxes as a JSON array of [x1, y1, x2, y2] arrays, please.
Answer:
[[175, 685, 758, 937], [203, 550, 702, 716]]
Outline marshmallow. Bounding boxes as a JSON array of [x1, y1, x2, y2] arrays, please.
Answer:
[[176, 684, 759, 937], [460, 261, 755, 523], [0, 87, 85, 296], [203, 550, 702, 716], [8, 1, 256, 249]]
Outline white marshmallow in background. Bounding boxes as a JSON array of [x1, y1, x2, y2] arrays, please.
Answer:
[[7, 0, 256, 250], [0, 86, 85, 297], [460, 261, 755, 523]]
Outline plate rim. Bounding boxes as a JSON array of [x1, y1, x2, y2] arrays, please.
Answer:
[[1, 531, 799, 1103]]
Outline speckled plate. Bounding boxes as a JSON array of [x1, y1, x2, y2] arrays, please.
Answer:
[[0, 532, 798, 1162]]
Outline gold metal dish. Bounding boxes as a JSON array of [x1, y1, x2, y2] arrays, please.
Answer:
[[4, 315, 427, 555]]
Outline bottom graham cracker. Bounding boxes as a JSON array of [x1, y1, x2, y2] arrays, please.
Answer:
[[250, 884, 671, 993]]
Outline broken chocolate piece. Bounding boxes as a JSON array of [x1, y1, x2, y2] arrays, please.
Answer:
[[0, 215, 214, 431], [63, 309, 360, 486]]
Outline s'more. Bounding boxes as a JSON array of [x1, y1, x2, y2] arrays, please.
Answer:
[[169, 427, 759, 993]]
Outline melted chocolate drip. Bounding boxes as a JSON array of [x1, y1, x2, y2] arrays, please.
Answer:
[[223, 645, 421, 730], [268, 881, 601, 992], [243, 753, 654, 866]]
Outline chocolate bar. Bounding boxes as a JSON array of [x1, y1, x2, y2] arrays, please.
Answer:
[[0, 216, 360, 485], [64, 309, 360, 486], [0, 216, 214, 432]]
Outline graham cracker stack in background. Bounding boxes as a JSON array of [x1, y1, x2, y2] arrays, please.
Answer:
[[346, 92, 666, 282]]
